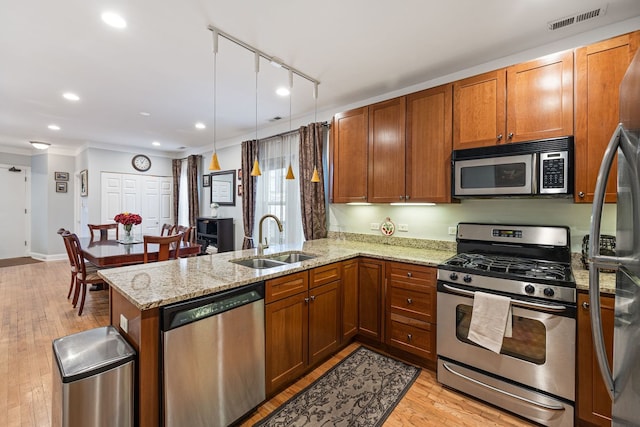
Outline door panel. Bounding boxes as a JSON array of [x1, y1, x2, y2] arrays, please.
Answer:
[[0, 165, 28, 258]]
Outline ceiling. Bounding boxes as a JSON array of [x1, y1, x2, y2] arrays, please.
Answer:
[[2, 0, 640, 156]]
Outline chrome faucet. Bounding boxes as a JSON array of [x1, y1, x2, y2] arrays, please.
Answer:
[[257, 214, 283, 256]]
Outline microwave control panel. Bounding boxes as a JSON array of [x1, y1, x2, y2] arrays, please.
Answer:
[[540, 151, 568, 193]]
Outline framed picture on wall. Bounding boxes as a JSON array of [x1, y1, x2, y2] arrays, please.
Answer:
[[80, 169, 88, 197], [237, 184, 243, 197], [210, 170, 236, 206], [237, 168, 242, 181], [202, 174, 211, 187], [56, 182, 67, 193], [55, 171, 69, 181]]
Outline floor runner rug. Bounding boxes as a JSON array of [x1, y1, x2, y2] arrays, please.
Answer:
[[254, 346, 421, 427], [0, 257, 42, 268]]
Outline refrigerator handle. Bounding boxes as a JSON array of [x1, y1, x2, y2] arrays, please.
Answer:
[[588, 124, 622, 401]]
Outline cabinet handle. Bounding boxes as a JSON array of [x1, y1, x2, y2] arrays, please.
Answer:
[[399, 195, 404, 200], [407, 334, 413, 341], [405, 195, 410, 200], [304, 297, 310, 304], [361, 196, 367, 200], [310, 295, 316, 301], [497, 134, 503, 141], [407, 298, 413, 304], [407, 272, 412, 278], [508, 132, 514, 139], [582, 301, 589, 310], [578, 192, 585, 198]]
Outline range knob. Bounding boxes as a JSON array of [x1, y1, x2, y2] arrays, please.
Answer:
[[449, 272, 459, 281], [544, 288, 555, 297], [524, 284, 535, 294], [463, 275, 472, 283]]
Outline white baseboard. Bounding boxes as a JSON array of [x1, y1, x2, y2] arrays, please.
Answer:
[[30, 252, 67, 262]]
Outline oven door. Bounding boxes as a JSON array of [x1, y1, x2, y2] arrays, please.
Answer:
[[436, 282, 575, 401], [453, 153, 534, 196]]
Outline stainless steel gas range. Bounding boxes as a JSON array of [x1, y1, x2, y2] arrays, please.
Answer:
[[436, 223, 576, 427]]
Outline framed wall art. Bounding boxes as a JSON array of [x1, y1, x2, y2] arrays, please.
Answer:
[[210, 170, 236, 206], [56, 182, 68, 193], [55, 171, 69, 181], [80, 169, 88, 197], [202, 174, 211, 187]]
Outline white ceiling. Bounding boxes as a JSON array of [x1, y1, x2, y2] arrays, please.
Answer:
[[2, 0, 640, 156]]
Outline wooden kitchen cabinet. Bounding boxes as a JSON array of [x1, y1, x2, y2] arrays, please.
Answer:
[[574, 31, 640, 203], [331, 106, 368, 203], [453, 50, 573, 149], [367, 97, 406, 203], [308, 263, 341, 365], [358, 258, 385, 342], [406, 84, 453, 203], [385, 262, 437, 361], [341, 258, 359, 342], [577, 292, 615, 427]]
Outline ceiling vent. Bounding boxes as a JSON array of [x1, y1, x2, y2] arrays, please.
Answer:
[[547, 5, 607, 30], [269, 116, 282, 122]]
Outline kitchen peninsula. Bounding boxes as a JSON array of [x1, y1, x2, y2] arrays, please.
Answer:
[[98, 236, 612, 426]]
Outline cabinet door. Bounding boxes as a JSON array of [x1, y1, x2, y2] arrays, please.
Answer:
[[453, 69, 506, 149], [331, 107, 368, 203], [341, 259, 359, 342], [265, 292, 309, 396], [575, 31, 640, 203], [506, 50, 574, 143], [406, 84, 453, 203], [577, 292, 614, 426], [308, 281, 340, 366], [358, 258, 384, 341], [368, 97, 406, 203]]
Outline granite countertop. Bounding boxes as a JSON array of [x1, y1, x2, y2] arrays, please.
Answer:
[[99, 236, 616, 311], [98, 238, 457, 310]]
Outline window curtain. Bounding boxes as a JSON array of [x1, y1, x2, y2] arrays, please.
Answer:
[[254, 133, 304, 246], [187, 154, 200, 227], [241, 140, 259, 249], [299, 122, 327, 240], [178, 159, 189, 226], [171, 159, 181, 226]]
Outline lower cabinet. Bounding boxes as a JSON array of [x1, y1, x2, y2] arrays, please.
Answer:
[[358, 258, 385, 341], [265, 264, 341, 396], [341, 259, 359, 342], [577, 292, 615, 427], [385, 262, 437, 362]]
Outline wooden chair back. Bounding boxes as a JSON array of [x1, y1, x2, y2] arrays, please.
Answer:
[[143, 233, 183, 263], [175, 225, 194, 243], [58, 229, 77, 300], [88, 223, 119, 241], [62, 232, 105, 315], [160, 223, 175, 236]]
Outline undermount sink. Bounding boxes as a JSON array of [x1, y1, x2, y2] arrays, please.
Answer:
[[229, 251, 317, 269]]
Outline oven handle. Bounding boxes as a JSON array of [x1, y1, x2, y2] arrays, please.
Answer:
[[441, 283, 569, 312], [441, 361, 566, 411]]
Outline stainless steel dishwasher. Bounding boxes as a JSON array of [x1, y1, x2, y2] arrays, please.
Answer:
[[161, 282, 265, 427]]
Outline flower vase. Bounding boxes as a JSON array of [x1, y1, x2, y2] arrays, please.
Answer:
[[123, 225, 133, 242]]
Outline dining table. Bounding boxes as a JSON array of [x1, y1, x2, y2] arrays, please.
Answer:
[[80, 236, 201, 268]]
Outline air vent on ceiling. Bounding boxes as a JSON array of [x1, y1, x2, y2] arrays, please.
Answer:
[[547, 5, 607, 30], [269, 116, 282, 122]]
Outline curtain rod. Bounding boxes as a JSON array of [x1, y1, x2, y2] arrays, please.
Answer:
[[207, 24, 320, 88], [258, 122, 329, 142]]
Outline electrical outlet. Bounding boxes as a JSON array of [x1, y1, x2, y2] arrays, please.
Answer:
[[370, 222, 380, 230], [398, 223, 409, 232], [120, 314, 129, 333], [448, 226, 457, 235]]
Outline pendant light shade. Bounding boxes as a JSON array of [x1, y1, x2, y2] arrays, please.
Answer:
[[209, 152, 221, 171], [311, 166, 320, 182], [285, 70, 295, 180], [251, 52, 262, 177], [209, 29, 221, 171], [310, 82, 321, 183], [285, 164, 295, 180], [251, 157, 261, 176]]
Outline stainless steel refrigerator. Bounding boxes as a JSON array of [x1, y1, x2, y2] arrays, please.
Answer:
[[589, 49, 640, 427]]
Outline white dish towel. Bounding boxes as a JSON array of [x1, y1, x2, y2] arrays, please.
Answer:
[[467, 291, 513, 354]]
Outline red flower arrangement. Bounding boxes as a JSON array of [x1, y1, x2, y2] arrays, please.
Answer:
[[113, 212, 143, 226]]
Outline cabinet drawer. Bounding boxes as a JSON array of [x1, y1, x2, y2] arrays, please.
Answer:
[[388, 315, 436, 361], [266, 271, 309, 303], [387, 262, 435, 288], [310, 262, 341, 288], [388, 285, 435, 323]]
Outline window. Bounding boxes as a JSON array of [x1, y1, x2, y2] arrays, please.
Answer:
[[254, 133, 304, 246]]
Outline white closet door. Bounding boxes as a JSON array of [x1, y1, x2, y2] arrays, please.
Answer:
[[0, 165, 28, 259], [101, 173, 122, 223], [160, 178, 173, 226], [141, 176, 161, 235]]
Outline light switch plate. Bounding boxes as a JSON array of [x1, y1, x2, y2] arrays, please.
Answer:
[[448, 226, 457, 235], [370, 222, 380, 230], [120, 314, 128, 333], [398, 223, 409, 232]]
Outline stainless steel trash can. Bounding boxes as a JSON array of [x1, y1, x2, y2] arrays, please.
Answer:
[[52, 326, 135, 427]]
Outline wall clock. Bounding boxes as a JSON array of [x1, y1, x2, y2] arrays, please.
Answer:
[[132, 154, 151, 172]]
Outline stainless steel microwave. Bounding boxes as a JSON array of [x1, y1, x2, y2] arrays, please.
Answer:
[[452, 136, 574, 197]]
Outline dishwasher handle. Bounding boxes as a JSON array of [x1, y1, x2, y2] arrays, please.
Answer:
[[161, 281, 265, 331]]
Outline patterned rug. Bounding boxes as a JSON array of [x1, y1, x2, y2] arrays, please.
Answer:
[[254, 346, 420, 427], [0, 257, 42, 268]]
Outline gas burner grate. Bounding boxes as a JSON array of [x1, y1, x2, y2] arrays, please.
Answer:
[[443, 253, 570, 282]]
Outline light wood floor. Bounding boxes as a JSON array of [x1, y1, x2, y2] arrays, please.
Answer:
[[0, 260, 534, 427]]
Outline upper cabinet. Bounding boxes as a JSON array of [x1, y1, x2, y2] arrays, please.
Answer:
[[574, 31, 640, 203], [453, 51, 574, 149], [330, 107, 369, 203]]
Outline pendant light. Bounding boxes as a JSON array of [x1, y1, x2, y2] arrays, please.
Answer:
[[208, 29, 221, 171], [250, 52, 262, 176], [310, 82, 321, 183], [285, 70, 295, 180]]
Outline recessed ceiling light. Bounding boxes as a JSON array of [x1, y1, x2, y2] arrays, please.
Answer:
[[48, 124, 61, 130], [195, 122, 206, 129], [152, 141, 161, 146], [63, 92, 80, 101], [276, 87, 290, 97], [101, 11, 127, 29], [139, 111, 151, 117]]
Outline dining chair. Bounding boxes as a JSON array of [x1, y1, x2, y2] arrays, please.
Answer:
[[175, 225, 194, 243], [62, 232, 106, 315], [88, 223, 119, 241], [160, 223, 175, 236], [143, 233, 184, 263], [57, 228, 77, 300]]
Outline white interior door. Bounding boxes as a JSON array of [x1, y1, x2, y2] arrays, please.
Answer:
[[0, 165, 29, 259], [142, 177, 160, 235]]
